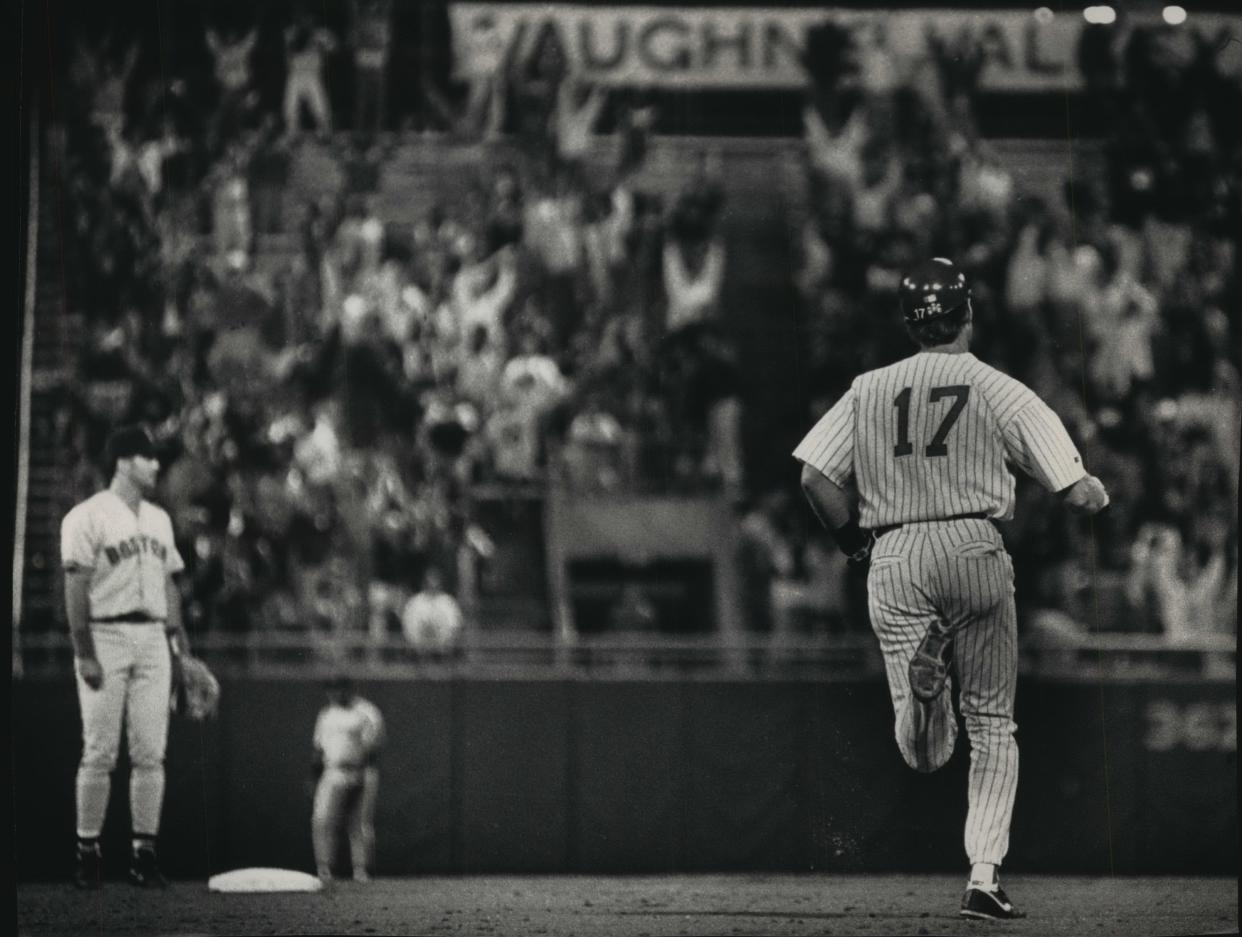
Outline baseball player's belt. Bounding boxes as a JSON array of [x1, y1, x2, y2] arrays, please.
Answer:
[[91, 613, 165, 623], [871, 511, 993, 540]]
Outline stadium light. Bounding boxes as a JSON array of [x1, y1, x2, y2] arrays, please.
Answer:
[[1162, 6, 1187, 25], [1083, 6, 1117, 24], [1034, 7, 1054, 23]]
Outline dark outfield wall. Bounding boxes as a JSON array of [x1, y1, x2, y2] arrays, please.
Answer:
[[12, 676, 1236, 880]]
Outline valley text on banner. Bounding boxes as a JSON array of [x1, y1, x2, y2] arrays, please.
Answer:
[[448, 4, 1242, 92]]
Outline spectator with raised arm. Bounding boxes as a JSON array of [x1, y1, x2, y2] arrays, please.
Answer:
[[206, 23, 259, 155], [284, 16, 338, 138], [432, 11, 507, 139], [554, 73, 608, 171], [66, 27, 135, 138], [923, 20, 986, 143]]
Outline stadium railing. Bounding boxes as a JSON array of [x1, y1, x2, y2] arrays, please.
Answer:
[[13, 630, 1235, 681]]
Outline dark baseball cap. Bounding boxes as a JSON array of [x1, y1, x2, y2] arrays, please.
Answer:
[[326, 672, 355, 692], [104, 425, 157, 472]]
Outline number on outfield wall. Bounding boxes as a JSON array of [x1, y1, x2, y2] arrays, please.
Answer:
[[1144, 701, 1236, 752]]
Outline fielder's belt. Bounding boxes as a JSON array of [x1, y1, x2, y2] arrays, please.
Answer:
[[91, 613, 165, 623]]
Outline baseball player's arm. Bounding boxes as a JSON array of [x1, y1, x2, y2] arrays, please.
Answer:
[[61, 507, 103, 687], [64, 568, 102, 689], [799, 463, 853, 532], [1001, 398, 1089, 487], [799, 464, 873, 565], [165, 573, 192, 657], [794, 387, 871, 563], [1001, 398, 1110, 514], [161, 514, 191, 654], [311, 711, 327, 776]]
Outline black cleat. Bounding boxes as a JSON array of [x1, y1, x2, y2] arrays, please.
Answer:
[[128, 846, 169, 888], [74, 842, 103, 890], [909, 622, 953, 703], [960, 886, 1026, 920]]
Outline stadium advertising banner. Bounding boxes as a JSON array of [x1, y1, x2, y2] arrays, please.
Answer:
[[449, 4, 1242, 92]]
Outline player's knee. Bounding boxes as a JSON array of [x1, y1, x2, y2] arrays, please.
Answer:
[[80, 747, 120, 772], [128, 745, 167, 770], [962, 712, 1017, 744]]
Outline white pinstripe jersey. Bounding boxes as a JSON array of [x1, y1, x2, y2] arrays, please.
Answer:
[[794, 351, 1086, 529]]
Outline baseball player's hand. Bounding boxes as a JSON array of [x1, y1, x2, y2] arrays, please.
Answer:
[[831, 519, 875, 572], [77, 657, 104, 690], [1062, 474, 1110, 515], [170, 653, 186, 713], [845, 531, 877, 573]]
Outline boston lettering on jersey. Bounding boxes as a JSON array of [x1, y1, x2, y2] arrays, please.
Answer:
[[103, 534, 169, 566]]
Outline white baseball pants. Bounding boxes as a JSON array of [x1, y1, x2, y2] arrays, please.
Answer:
[[75, 623, 172, 838], [312, 765, 379, 878]]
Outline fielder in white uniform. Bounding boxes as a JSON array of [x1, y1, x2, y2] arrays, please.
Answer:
[[794, 258, 1109, 920], [312, 675, 385, 883], [61, 425, 192, 889]]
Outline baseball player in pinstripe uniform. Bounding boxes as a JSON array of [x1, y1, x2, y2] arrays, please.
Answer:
[[61, 425, 193, 889], [794, 258, 1109, 920]]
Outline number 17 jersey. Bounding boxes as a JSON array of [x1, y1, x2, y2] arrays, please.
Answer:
[[793, 351, 1086, 529]]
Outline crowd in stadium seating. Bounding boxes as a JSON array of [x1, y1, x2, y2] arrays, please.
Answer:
[[785, 17, 1239, 639], [39, 7, 1238, 646], [46, 5, 749, 642]]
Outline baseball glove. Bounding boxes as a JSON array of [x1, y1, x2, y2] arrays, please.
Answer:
[[171, 655, 221, 720]]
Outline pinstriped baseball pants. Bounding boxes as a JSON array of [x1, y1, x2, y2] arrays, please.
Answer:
[[866, 518, 1019, 866]]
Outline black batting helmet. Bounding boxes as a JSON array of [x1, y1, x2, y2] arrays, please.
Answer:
[[899, 258, 971, 323]]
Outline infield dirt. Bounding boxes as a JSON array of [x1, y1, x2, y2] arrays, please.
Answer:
[[17, 874, 1239, 936]]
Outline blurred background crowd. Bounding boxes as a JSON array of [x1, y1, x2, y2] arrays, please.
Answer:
[[28, 1, 1239, 655], [782, 13, 1239, 647], [42, 0, 744, 651]]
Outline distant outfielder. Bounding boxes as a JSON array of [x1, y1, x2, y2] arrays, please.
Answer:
[[62, 425, 194, 889], [794, 258, 1109, 920], [312, 675, 386, 883]]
